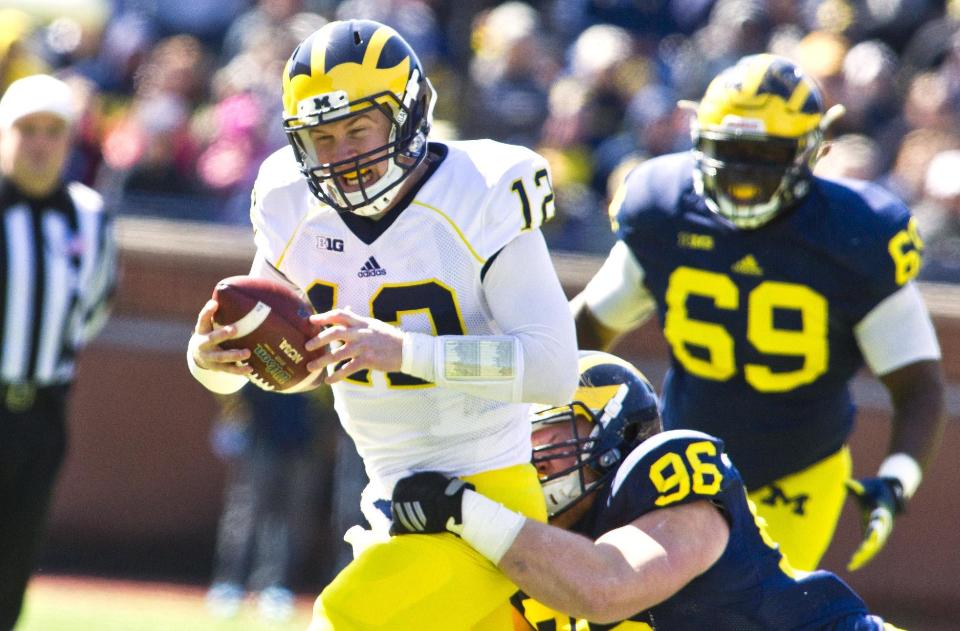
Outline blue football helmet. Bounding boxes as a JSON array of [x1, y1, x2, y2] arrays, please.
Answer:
[[531, 351, 661, 517]]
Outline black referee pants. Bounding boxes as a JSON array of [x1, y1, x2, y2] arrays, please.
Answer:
[[0, 385, 68, 631]]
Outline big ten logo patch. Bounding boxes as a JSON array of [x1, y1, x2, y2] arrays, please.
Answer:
[[316, 236, 345, 252]]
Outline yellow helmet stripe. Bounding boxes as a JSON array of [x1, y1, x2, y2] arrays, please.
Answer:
[[576, 385, 624, 411], [786, 80, 812, 115], [364, 26, 394, 71], [741, 57, 768, 97], [312, 29, 330, 82]]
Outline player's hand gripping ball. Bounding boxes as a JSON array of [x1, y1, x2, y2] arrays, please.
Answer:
[[212, 276, 323, 393]]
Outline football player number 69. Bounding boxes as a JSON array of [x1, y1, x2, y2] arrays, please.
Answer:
[[663, 221, 922, 393], [663, 267, 829, 393]]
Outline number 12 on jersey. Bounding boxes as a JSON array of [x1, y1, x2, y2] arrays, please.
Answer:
[[512, 167, 556, 230], [305, 278, 466, 388]]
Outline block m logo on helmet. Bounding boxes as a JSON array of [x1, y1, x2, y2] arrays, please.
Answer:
[[296, 91, 350, 125]]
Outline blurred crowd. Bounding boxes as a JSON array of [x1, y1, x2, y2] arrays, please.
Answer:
[[5, 0, 960, 278]]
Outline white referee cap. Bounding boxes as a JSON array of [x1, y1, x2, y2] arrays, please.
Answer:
[[0, 74, 76, 129]]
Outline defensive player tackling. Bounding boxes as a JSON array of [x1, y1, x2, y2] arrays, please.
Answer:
[[391, 352, 904, 630]]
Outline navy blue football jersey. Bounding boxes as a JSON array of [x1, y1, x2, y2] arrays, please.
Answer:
[[613, 152, 923, 488], [511, 430, 880, 630], [595, 430, 873, 629]]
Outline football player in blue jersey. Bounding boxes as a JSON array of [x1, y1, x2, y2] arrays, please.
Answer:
[[569, 54, 945, 571], [389, 351, 904, 630]]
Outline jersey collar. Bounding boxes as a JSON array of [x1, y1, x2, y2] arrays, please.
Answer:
[[336, 143, 449, 245]]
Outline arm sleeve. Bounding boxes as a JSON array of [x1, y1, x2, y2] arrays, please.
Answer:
[[854, 282, 941, 376], [401, 230, 578, 405], [580, 240, 656, 331]]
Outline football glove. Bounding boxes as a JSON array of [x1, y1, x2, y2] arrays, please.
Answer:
[[845, 477, 906, 571], [390, 472, 475, 536]]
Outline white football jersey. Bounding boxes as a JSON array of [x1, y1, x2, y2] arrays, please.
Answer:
[[250, 140, 557, 490]]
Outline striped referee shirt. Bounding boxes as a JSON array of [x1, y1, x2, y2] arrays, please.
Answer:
[[0, 178, 116, 385]]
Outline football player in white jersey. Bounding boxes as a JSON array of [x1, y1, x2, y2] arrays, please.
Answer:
[[185, 19, 578, 630]]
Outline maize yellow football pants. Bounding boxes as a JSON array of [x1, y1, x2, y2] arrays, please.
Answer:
[[312, 462, 547, 631], [748, 446, 852, 571]]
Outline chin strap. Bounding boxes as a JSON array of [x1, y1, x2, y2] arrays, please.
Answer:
[[540, 474, 583, 517], [339, 159, 407, 216]]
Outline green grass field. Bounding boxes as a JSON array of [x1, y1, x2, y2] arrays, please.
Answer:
[[19, 575, 314, 631]]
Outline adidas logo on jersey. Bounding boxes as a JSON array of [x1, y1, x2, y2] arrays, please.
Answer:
[[358, 256, 387, 278], [731, 254, 764, 276]]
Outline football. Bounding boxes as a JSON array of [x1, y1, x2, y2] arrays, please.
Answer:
[[211, 275, 324, 393]]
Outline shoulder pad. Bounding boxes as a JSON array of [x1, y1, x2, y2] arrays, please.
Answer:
[[255, 146, 303, 190], [809, 177, 921, 290], [600, 430, 733, 528], [613, 152, 694, 240], [250, 147, 314, 268], [436, 140, 556, 260]]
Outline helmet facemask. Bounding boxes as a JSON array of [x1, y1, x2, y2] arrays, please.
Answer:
[[531, 402, 612, 518], [693, 127, 821, 229], [284, 73, 435, 217]]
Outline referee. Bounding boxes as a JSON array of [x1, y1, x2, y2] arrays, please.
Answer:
[[0, 74, 116, 630]]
